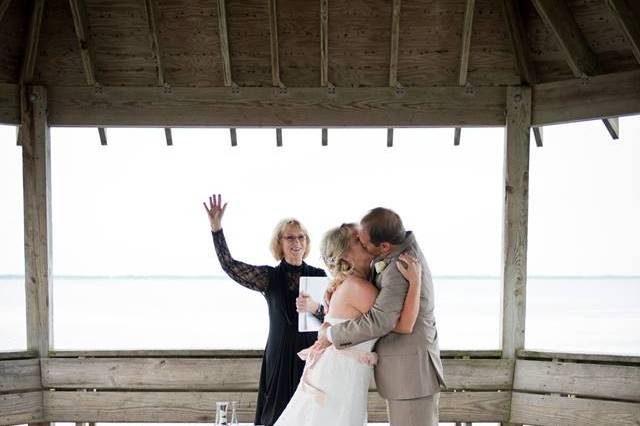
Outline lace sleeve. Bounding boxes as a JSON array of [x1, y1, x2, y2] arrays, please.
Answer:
[[211, 229, 270, 292]]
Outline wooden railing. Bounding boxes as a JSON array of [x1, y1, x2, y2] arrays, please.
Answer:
[[1, 349, 639, 425]]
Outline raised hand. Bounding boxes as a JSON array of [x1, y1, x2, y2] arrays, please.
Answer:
[[397, 253, 421, 287], [203, 194, 227, 232]]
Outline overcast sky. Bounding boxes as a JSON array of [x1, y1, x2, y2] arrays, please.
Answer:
[[1, 116, 638, 277]]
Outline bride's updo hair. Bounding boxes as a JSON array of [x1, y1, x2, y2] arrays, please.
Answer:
[[320, 223, 357, 301]]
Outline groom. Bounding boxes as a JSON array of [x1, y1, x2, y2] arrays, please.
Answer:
[[316, 207, 446, 425]]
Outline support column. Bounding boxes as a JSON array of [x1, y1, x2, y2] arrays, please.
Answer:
[[500, 86, 531, 426], [21, 85, 52, 425]]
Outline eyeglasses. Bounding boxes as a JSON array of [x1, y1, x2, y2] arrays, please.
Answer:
[[282, 235, 306, 243]]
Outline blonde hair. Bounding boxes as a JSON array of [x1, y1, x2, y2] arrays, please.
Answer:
[[269, 218, 311, 261], [320, 223, 357, 301]]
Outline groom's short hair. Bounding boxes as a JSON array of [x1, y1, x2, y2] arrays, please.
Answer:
[[361, 207, 406, 246]]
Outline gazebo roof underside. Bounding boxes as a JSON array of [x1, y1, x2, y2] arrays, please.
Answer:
[[1, 0, 639, 127]]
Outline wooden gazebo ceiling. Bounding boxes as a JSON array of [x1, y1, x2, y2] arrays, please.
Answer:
[[0, 0, 639, 127]]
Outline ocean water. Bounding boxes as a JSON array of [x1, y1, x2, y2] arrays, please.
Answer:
[[1, 276, 639, 355]]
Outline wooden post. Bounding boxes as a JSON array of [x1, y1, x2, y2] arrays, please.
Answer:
[[501, 86, 531, 426], [21, 85, 52, 426]]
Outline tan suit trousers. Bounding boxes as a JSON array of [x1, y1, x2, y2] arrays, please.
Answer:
[[386, 392, 440, 426]]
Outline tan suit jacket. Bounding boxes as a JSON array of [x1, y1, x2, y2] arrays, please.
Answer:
[[330, 231, 446, 400]]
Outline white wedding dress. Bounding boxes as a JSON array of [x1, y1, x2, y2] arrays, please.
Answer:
[[274, 316, 379, 426]]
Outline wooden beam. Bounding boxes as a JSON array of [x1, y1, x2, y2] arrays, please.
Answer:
[[532, 70, 640, 126], [458, 0, 475, 86], [0, 82, 20, 124], [532, 126, 543, 147], [518, 349, 640, 365], [320, 0, 329, 87], [501, 0, 536, 85], [229, 127, 237, 146], [142, 0, 165, 86], [0, 359, 41, 393], [606, 0, 640, 65], [510, 392, 640, 426], [164, 127, 173, 145], [276, 127, 282, 146], [454, 0, 475, 147], [216, 0, 233, 86], [530, 0, 597, 77], [501, 86, 531, 361], [389, 0, 401, 87], [21, 85, 53, 360], [97, 127, 106, 145], [46, 348, 501, 358], [267, 0, 281, 87], [216, 0, 237, 140], [320, 0, 329, 141], [45, 390, 510, 423], [0, 392, 44, 425], [68, 0, 98, 86], [602, 117, 620, 140], [514, 359, 640, 402], [44, 85, 508, 127], [20, 0, 45, 84], [0, 0, 12, 24], [41, 357, 513, 391]]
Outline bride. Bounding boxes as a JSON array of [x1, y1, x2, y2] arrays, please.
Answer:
[[274, 223, 422, 426]]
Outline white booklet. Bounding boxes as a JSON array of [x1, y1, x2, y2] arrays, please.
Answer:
[[298, 276, 330, 332]]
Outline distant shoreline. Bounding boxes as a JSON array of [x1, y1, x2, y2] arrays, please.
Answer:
[[1, 274, 639, 280]]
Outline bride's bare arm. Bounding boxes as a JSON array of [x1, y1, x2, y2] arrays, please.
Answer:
[[393, 254, 422, 334]]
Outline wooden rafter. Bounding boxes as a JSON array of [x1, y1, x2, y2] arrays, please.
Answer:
[[216, 0, 237, 146], [20, 0, 45, 84], [454, 0, 475, 145], [532, 127, 543, 147], [164, 128, 173, 145], [267, 0, 281, 87], [501, 0, 536, 85], [458, 0, 475, 86], [320, 0, 329, 145], [142, 0, 165, 86], [605, 0, 640, 65], [142, 0, 174, 145], [217, 0, 233, 87], [69, 0, 98, 86], [320, 0, 329, 87], [229, 128, 237, 146], [389, 0, 401, 87], [530, 0, 597, 78], [602, 117, 620, 140], [453, 127, 461, 146], [0, 0, 12, 23], [387, 0, 401, 147], [98, 127, 107, 145]]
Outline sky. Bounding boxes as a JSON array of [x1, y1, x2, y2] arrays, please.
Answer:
[[0, 116, 639, 277]]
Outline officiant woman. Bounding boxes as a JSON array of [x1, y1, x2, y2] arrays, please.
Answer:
[[204, 194, 326, 426]]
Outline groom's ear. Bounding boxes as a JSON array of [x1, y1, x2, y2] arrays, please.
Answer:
[[379, 242, 392, 254]]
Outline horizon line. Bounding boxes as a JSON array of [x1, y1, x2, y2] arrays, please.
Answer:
[[1, 274, 639, 280]]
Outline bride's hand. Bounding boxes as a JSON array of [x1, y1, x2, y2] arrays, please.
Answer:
[[203, 194, 227, 232], [397, 253, 421, 286]]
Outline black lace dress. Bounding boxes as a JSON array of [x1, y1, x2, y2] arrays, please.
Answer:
[[211, 230, 326, 426]]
